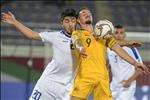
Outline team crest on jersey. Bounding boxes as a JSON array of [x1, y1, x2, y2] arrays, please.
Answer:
[[72, 35, 78, 44]]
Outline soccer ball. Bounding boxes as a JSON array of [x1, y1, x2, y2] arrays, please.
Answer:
[[94, 19, 114, 39]]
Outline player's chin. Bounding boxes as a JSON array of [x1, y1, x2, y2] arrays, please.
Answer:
[[66, 29, 71, 34]]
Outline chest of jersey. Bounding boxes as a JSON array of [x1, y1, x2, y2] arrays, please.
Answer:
[[55, 35, 72, 51], [81, 34, 95, 48]]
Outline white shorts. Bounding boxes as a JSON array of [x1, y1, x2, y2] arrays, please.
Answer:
[[29, 79, 66, 100], [111, 81, 136, 100]]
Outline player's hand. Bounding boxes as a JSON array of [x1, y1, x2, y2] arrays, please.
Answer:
[[135, 67, 144, 75], [134, 62, 150, 74], [122, 80, 132, 88], [127, 40, 143, 47], [79, 47, 87, 59], [1, 11, 17, 25]]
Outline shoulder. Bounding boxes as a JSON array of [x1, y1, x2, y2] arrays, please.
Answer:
[[72, 30, 83, 38], [72, 30, 79, 34], [72, 30, 83, 34], [48, 30, 61, 34], [40, 30, 60, 35]]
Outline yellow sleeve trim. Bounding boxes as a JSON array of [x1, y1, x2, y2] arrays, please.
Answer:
[[106, 37, 117, 48]]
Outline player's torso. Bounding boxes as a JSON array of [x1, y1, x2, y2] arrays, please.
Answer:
[[41, 31, 74, 84], [75, 30, 109, 79], [107, 47, 135, 81], [53, 31, 75, 65]]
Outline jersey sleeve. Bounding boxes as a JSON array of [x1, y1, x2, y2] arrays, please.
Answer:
[[106, 37, 117, 48], [39, 31, 56, 43]]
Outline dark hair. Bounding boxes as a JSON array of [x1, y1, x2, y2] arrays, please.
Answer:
[[114, 24, 123, 28], [61, 8, 77, 21]]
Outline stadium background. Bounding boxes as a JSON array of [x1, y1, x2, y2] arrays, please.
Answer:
[[1, 1, 150, 100]]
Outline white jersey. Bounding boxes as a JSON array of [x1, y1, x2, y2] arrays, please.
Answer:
[[107, 46, 143, 100], [107, 46, 142, 83], [39, 30, 74, 85], [29, 30, 74, 100]]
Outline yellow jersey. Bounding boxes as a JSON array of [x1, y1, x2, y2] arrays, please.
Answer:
[[72, 29, 116, 80]]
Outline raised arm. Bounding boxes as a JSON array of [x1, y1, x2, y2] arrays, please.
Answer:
[[2, 11, 41, 41]]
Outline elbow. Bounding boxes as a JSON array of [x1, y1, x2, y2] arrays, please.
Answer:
[[29, 32, 41, 41]]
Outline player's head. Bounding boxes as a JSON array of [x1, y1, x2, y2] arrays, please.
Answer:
[[76, 7, 93, 25], [113, 24, 126, 40], [61, 8, 77, 35]]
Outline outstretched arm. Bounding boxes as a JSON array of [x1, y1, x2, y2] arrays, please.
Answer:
[[2, 11, 41, 40], [111, 43, 149, 74]]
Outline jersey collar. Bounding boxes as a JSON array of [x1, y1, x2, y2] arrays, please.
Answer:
[[61, 30, 71, 38]]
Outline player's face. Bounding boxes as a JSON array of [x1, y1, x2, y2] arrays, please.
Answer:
[[62, 16, 77, 35], [78, 9, 93, 25], [113, 28, 126, 40]]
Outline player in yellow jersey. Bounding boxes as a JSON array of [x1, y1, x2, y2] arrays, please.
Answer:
[[70, 8, 149, 100]]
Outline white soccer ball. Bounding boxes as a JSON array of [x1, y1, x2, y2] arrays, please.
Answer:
[[94, 19, 114, 39]]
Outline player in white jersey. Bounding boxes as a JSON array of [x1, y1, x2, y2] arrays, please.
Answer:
[[2, 9, 77, 100], [107, 25, 143, 100]]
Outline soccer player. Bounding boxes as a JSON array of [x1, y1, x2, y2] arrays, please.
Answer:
[[107, 25, 143, 100], [2, 9, 77, 100], [70, 8, 149, 100]]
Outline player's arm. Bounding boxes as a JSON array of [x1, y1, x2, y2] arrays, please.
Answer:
[[122, 69, 142, 88], [111, 43, 149, 74], [117, 40, 142, 47], [72, 32, 87, 58], [1, 11, 41, 41], [106, 37, 149, 74]]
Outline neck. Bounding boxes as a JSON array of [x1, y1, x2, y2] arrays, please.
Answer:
[[62, 30, 71, 38], [80, 24, 93, 32]]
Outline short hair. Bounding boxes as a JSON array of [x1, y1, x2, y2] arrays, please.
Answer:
[[61, 8, 77, 21], [76, 7, 90, 18], [114, 24, 123, 28]]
